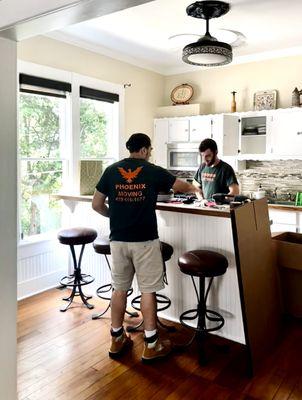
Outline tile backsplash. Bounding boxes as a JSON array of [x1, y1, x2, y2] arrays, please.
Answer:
[[237, 160, 302, 200]]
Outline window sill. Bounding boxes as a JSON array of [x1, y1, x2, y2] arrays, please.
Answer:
[[18, 231, 58, 247]]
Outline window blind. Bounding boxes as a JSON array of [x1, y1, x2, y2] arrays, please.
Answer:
[[19, 74, 71, 98], [80, 86, 119, 103]]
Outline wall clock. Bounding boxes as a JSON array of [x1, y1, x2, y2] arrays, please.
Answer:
[[170, 84, 194, 105]]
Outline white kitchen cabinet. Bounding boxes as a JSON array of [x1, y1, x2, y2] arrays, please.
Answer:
[[212, 114, 239, 156], [168, 118, 189, 142], [238, 114, 267, 156], [268, 109, 302, 156], [269, 209, 301, 233], [189, 115, 212, 143], [153, 119, 168, 168]]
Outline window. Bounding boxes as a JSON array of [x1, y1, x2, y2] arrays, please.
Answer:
[[18, 69, 121, 241], [19, 74, 71, 239], [80, 86, 119, 169]]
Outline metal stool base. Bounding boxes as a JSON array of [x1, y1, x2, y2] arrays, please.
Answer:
[[59, 243, 95, 312], [126, 293, 176, 333]]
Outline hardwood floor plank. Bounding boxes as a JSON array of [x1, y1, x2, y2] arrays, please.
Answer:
[[17, 290, 302, 400]]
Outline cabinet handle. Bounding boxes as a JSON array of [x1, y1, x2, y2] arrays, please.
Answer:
[[238, 149, 241, 153], [185, 129, 188, 132], [297, 132, 302, 135], [192, 128, 196, 131]]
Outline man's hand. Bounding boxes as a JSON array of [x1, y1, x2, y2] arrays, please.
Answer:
[[172, 178, 203, 198]]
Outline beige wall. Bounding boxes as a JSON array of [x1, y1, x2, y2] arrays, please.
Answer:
[[18, 36, 165, 141], [164, 55, 302, 114]]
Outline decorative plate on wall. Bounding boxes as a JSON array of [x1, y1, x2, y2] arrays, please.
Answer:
[[171, 84, 194, 105], [253, 90, 277, 111]]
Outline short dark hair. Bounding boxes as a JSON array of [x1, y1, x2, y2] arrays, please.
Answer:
[[199, 138, 218, 153], [126, 133, 151, 153]]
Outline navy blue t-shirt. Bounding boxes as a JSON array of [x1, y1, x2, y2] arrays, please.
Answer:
[[96, 158, 176, 241]]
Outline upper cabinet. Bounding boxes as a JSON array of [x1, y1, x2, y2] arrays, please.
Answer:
[[268, 109, 302, 156], [189, 115, 212, 142], [212, 114, 239, 156], [154, 108, 302, 169], [153, 119, 168, 167], [238, 114, 267, 156], [156, 114, 239, 152], [168, 118, 189, 142]]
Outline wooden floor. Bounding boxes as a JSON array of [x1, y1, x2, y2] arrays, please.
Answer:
[[18, 288, 302, 400]]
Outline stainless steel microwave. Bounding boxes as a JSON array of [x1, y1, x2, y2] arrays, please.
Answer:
[[167, 144, 200, 171]]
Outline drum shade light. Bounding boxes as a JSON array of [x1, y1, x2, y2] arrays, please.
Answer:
[[183, 1, 233, 67]]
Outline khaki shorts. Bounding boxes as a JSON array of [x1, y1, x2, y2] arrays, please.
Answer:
[[110, 239, 164, 293]]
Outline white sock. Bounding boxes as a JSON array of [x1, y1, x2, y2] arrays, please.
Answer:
[[145, 330, 158, 349], [112, 326, 123, 333], [144, 329, 157, 339]]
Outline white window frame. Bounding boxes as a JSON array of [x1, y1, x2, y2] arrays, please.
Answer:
[[17, 61, 125, 245]]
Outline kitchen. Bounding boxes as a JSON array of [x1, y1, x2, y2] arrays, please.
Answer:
[[1, 1, 302, 399]]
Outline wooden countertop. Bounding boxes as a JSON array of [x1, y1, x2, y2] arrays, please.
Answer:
[[52, 194, 302, 215], [52, 194, 231, 218]]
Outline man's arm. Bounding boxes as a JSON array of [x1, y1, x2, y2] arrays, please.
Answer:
[[92, 190, 109, 217], [228, 183, 239, 196], [172, 178, 202, 197]]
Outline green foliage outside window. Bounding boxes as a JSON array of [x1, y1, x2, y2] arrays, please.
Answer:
[[80, 98, 108, 159], [19, 93, 109, 238]]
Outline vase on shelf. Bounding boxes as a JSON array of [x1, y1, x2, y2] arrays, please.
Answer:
[[231, 91, 237, 113]]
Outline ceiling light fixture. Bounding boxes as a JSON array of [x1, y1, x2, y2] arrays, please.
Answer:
[[182, 1, 233, 67]]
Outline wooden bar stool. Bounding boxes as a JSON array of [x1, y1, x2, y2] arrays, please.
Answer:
[[92, 237, 138, 320], [126, 241, 175, 333], [178, 249, 228, 364], [58, 227, 97, 312]]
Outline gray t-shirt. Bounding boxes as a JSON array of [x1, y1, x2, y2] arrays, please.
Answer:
[[194, 160, 238, 200]]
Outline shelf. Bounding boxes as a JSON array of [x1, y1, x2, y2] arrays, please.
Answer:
[[242, 134, 266, 137]]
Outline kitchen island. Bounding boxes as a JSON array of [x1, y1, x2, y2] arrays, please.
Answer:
[[54, 194, 244, 344], [54, 194, 282, 374]]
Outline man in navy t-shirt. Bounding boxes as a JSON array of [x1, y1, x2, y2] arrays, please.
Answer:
[[92, 133, 201, 362]]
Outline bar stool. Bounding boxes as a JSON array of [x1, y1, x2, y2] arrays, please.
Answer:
[[178, 249, 228, 364], [126, 241, 175, 333], [58, 227, 97, 312], [92, 236, 138, 320]]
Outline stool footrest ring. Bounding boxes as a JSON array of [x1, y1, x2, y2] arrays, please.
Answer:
[[60, 274, 95, 287], [180, 308, 225, 333], [131, 293, 171, 312]]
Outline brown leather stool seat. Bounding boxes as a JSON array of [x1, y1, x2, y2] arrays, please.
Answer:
[[178, 249, 228, 365], [178, 250, 228, 278], [91, 236, 138, 320], [58, 227, 98, 246], [58, 227, 97, 312], [93, 237, 111, 255], [127, 241, 175, 333]]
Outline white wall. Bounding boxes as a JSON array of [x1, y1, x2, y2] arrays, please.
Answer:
[[0, 37, 17, 400]]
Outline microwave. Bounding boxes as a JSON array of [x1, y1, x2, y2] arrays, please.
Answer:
[[167, 144, 200, 171]]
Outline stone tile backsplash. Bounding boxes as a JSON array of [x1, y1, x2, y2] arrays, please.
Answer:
[[237, 160, 302, 200]]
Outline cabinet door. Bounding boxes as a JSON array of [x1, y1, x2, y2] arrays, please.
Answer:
[[189, 115, 212, 143], [212, 115, 239, 156], [168, 119, 189, 142], [153, 119, 168, 168], [270, 110, 302, 156]]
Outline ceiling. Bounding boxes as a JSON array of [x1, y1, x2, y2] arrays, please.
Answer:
[[48, 0, 302, 75]]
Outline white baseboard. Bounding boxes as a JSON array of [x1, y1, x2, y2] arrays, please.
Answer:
[[17, 269, 66, 300]]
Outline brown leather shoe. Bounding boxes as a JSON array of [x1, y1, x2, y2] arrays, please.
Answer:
[[109, 329, 133, 359], [142, 334, 172, 363]]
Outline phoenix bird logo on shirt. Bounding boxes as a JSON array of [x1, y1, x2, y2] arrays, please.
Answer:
[[118, 166, 143, 183]]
